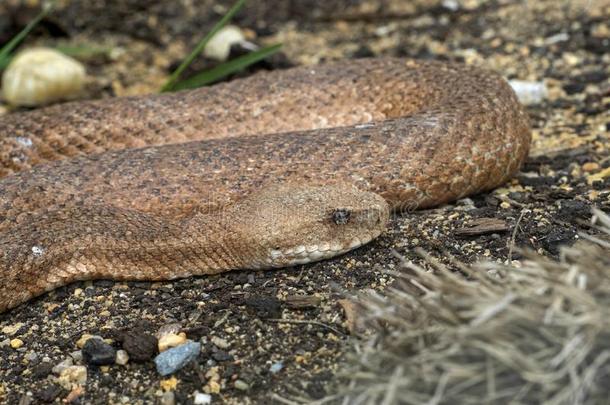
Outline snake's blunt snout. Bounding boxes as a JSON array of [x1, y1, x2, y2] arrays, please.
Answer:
[[231, 184, 390, 268]]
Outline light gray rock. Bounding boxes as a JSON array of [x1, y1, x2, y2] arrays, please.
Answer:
[[154, 341, 200, 376], [509, 80, 548, 105]]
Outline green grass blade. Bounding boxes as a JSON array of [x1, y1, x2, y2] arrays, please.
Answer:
[[54, 45, 112, 59], [0, 45, 111, 70], [161, 0, 246, 92], [169, 43, 282, 91], [0, 1, 55, 68], [0, 58, 10, 70]]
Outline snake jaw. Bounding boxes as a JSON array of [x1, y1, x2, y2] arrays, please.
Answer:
[[261, 228, 383, 268]]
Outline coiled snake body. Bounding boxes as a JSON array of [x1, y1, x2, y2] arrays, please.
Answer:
[[0, 58, 530, 313]]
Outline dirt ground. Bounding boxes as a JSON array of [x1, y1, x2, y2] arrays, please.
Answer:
[[0, 0, 608, 404]]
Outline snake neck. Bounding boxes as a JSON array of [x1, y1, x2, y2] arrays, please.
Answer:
[[76, 209, 255, 279]]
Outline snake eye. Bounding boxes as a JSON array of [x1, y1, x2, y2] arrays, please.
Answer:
[[332, 208, 351, 225]]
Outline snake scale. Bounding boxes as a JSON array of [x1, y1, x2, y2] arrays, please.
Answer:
[[0, 58, 530, 313]]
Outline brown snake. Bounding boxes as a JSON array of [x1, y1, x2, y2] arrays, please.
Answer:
[[0, 58, 530, 313]]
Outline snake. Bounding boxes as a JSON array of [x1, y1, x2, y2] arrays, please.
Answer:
[[0, 58, 530, 313]]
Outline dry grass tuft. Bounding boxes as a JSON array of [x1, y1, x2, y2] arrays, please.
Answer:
[[330, 209, 610, 405]]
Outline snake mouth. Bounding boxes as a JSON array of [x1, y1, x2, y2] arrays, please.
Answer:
[[256, 229, 382, 269]]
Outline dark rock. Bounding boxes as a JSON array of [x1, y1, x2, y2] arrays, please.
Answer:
[[592, 177, 610, 190], [548, 189, 573, 200], [243, 296, 282, 319], [212, 349, 233, 362], [307, 371, 333, 399], [517, 174, 555, 187], [184, 326, 211, 341], [541, 227, 577, 255], [558, 199, 590, 219], [82, 338, 116, 366], [563, 82, 585, 95], [95, 280, 115, 288], [31, 361, 54, 379], [581, 70, 607, 84], [34, 384, 63, 403], [508, 191, 529, 203], [120, 329, 157, 362], [484, 195, 501, 207], [584, 36, 609, 55]]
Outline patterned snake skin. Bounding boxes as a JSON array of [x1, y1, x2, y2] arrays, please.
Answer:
[[0, 58, 530, 312]]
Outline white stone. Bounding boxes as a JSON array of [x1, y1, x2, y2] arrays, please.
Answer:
[[193, 391, 212, 404], [57, 365, 87, 390], [2, 47, 86, 107], [509, 80, 548, 106], [115, 349, 129, 365], [203, 25, 246, 61], [211, 336, 229, 349]]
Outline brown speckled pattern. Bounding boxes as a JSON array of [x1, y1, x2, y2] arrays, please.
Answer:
[[0, 58, 530, 312]]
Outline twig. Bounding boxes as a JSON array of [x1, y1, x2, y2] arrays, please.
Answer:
[[266, 318, 346, 336], [508, 209, 528, 262], [268, 393, 301, 405]]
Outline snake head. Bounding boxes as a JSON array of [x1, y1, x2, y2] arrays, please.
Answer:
[[228, 184, 389, 269]]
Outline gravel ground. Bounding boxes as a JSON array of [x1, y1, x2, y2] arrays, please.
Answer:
[[0, 0, 608, 404]]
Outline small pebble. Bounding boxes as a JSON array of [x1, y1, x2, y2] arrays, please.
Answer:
[[211, 350, 232, 362], [70, 350, 83, 362], [158, 333, 187, 352], [160, 391, 175, 405], [270, 361, 284, 374], [31, 362, 54, 379], [76, 334, 102, 349], [10, 338, 24, 349], [52, 358, 74, 375], [159, 377, 179, 393], [34, 383, 62, 403], [204, 25, 246, 61], [211, 336, 230, 349], [441, 0, 460, 11], [24, 351, 38, 363], [154, 341, 201, 376], [57, 366, 87, 390], [583, 162, 600, 172], [82, 338, 117, 365], [63, 386, 84, 403], [509, 80, 548, 105], [2, 323, 24, 336], [205, 380, 221, 394], [156, 323, 182, 340], [193, 391, 212, 404], [115, 349, 129, 365], [234, 380, 249, 391]]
